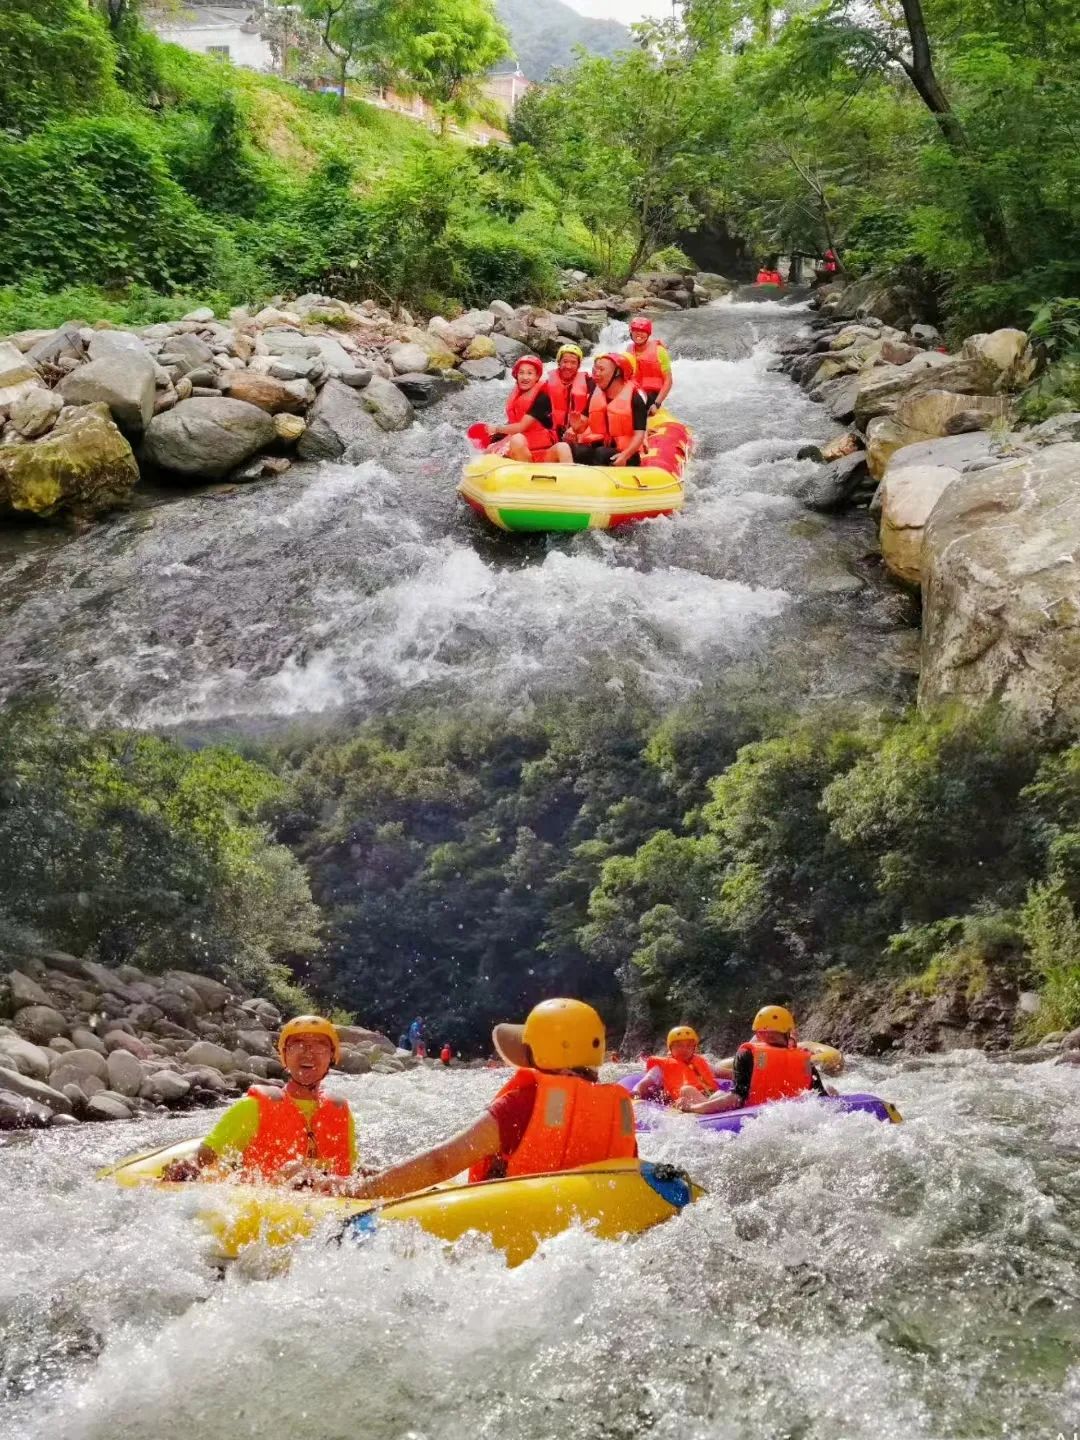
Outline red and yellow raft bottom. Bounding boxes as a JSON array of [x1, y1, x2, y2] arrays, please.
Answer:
[[458, 409, 692, 533]]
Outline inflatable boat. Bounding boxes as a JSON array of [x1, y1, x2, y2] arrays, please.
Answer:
[[458, 409, 691, 533], [100, 1138, 702, 1266], [619, 1074, 901, 1135]]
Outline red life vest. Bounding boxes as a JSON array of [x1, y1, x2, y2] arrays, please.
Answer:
[[241, 1084, 352, 1178], [738, 1042, 814, 1106], [470, 1068, 637, 1182], [756, 270, 783, 286], [626, 339, 669, 395], [506, 381, 555, 456], [604, 382, 645, 442], [545, 370, 591, 434], [646, 1053, 718, 1104]]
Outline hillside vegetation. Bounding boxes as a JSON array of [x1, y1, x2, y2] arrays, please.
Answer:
[[495, 0, 631, 79]]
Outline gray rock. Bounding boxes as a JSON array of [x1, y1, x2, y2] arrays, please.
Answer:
[[181, 1064, 227, 1092], [387, 342, 432, 376], [0, 1034, 53, 1081], [1024, 412, 1080, 447], [0, 1065, 72, 1114], [262, 330, 321, 358], [143, 398, 276, 478], [8, 970, 51, 1008], [13, 1005, 68, 1044], [50, 1047, 109, 1084], [28, 324, 86, 367], [167, 971, 233, 1012], [297, 379, 381, 461], [461, 309, 496, 335], [489, 300, 516, 321], [140, 1070, 191, 1104], [236, 1029, 275, 1058], [1061, 1026, 1080, 1052], [799, 451, 870, 513], [492, 333, 530, 367], [182, 307, 216, 324], [49, 1036, 75, 1054], [159, 334, 215, 375], [69, 1027, 107, 1055], [59, 350, 157, 437], [49, 1111, 81, 1127], [391, 373, 445, 408], [9, 386, 63, 440], [338, 368, 373, 390], [106, 1048, 145, 1097], [854, 354, 992, 428], [911, 323, 941, 346], [460, 358, 506, 382], [103, 1030, 151, 1058], [0, 1088, 54, 1128], [183, 1039, 235, 1072], [920, 442, 1080, 734], [353, 374, 410, 431], [87, 330, 151, 362], [337, 1047, 373, 1075], [554, 315, 583, 342], [87, 1093, 132, 1121]]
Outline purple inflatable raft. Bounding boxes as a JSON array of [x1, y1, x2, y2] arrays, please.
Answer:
[[619, 1073, 902, 1135]]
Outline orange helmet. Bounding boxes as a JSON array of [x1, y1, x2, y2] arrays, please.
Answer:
[[597, 352, 634, 383]]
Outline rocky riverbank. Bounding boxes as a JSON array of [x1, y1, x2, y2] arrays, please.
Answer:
[[0, 268, 729, 524], [0, 948, 410, 1131], [781, 282, 1080, 736]]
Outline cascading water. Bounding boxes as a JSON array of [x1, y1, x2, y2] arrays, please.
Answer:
[[4, 301, 1071, 1440], [0, 303, 917, 730]]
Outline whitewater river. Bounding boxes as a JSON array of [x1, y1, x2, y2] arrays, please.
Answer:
[[3, 302, 1076, 1438], [2, 1056, 1079, 1439], [0, 302, 917, 729]]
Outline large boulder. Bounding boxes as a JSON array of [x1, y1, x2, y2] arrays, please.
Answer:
[[167, 971, 232, 1012], [853, 353, 995, 428], [297, 379, 382, 461], [460, 358, 505, 382], [360, 375, 413, 432], [143, 398, 276, 479], [0, 403, 138, 519], [106, 1048, 145, 1097], [429, 316, 474, 354], [59, 348, 156, 438], [7, 971, 50, 1009], [218, 372, 307, 415], [0, 1089, 54, 1128], [183, 1039, 236, 1072], [962, 329, 1036, 390], [141, 1069, 191, 1104], [464, 335, 497, 361], [461, 309, 496, 335], [387, 342, 432, 376], [0, 1032, 53, 1081], [50, 1047, 109, 1084], [492, 333, 531, 367], [0, 1065, 72, 1115], [402, 327, 458, 372], [919, 442, 1080, 734], [158, 333, 215, 376], [0, 340, 42, 408], [879, 465, 960, 587], [87, 1093, 132, 1121], [9, 386, 63, 440], [12, 1006, 68, 1044]]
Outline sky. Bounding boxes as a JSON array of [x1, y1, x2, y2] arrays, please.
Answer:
[[563, 0, 677, 20]]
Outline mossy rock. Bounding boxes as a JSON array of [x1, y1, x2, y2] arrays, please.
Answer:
[[0, 403, 139, 519]]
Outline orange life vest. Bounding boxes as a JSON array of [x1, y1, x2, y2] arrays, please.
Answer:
[[470, 1068, 637, 1182], [756, 270, 783, 286], [738, 1041, 814, 1106], [626, 339, 668, 394], [578, 382, 608, 444], [241, 1084, 352, 1178], [545, 370, 592, 434], [604, 382, 645, 442], [506, 381, 555, 455], [645, 1053, 718, 1104]]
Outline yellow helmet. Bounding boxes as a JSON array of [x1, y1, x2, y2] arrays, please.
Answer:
[[277, 1015, 341, 1064], [667, 1025, 699, 1049], [491, 998, 605, 1071], [555, 342, 584, 363], [752, 1005, 795, 1035]]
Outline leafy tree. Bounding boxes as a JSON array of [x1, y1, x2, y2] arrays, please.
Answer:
[[385, 0, 511, 131], [0, 0, 118, 135]]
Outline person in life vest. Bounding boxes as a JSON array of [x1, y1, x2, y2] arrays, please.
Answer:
[[633, 1026, 719, 1106], [624, 317, 672, 414], [755, 258, 785, 287], [822, 248, 839, 276], [315, 999, 637, 1200], [570, 353, 649, 468], [440, 1042, 452, 1066], [545, 343, 595, 441], [682, 1006, 829, 1115], [161, 1015, 357, 1181], [485, 356, 573, 463]]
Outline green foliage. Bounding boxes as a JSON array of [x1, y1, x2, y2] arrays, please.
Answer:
[[386, 0, 511, 127], [0, 0, 118, 136], [0, 117, 219, 291], [0, 709, 320, 1004], [1019, 884, 1080, 1035]]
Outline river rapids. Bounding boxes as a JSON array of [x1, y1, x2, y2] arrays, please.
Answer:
[[2, 302, 1077, 1439]]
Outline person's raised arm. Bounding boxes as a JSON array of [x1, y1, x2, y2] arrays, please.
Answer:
[[324, 1113, 501, 1201]]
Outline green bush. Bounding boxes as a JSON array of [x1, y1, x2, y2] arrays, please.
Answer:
[[0, 116, 219, 291], [0, 0, 118, 136]]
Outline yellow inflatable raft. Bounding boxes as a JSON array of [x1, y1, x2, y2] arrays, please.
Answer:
[[459, 408, 691, 533], [100, 1138, 701, 1267]]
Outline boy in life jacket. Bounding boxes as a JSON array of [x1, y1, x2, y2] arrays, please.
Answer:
[[162, 1015, 356, 1182], [570, 353, 649, 468], [316, 999, 636, 1200], [485, 356, 574, 464], [624, 317, 672, 414], [633, 1026, 719, 1106], [680, 1006, 829, 1115]]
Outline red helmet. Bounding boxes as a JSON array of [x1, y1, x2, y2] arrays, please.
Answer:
[[597, 352, 634, 383], [629, 316, 653, 336], [511, 355, 544, 381]]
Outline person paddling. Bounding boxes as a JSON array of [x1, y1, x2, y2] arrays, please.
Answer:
[[162, 1015, 357, 1182], [682, 1006, 829, 1115], [633, 1026, 719, 1107], [313, 999, 636, 1200], [624, 317, 672, 415], [485, 356, 573, 463]]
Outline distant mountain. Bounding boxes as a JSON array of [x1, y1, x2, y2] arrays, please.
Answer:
[[495, 0, 632, 80]]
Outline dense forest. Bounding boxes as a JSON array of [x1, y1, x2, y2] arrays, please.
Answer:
[[1, 0, 1079, 1048]]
